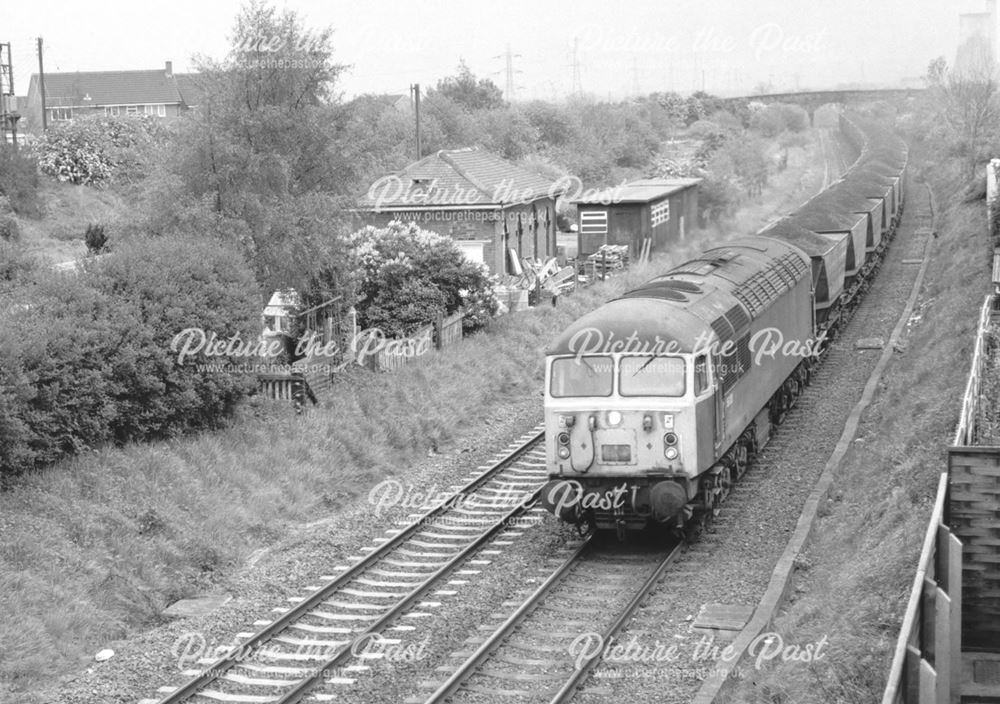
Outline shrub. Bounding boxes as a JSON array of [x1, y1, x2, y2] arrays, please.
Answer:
[[0, 145, 42, 216], [0, 214, 20, 242], [84, 223, 108, 253], [84, 236, 261, 443], [0, 236, 261, 475], [348, 221, 499, 337], [36, 114, 162, 185]]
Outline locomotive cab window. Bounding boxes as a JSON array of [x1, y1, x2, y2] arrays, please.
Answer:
[[619, 356, 686, 397], [694, 355, 709, 395], [550, 356, 613, 397]]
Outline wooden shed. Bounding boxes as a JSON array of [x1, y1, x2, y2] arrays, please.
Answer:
[[572, 178, 701, 259]]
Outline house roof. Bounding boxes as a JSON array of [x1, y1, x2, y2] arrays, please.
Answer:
[[173, 73, 205, 108], [572, 178, 702, 205], [363, 148, 565, 210], [31, 69, 186, 108]]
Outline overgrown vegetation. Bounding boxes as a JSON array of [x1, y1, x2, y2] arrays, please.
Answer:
[[0, 237, 259, 476], [348, 222, 498, 336], [0, 145, 42, 217]]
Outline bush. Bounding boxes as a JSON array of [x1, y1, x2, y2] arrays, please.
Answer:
[[348, 221, 499, 337], [0, 145, 41, 216], [36, 114, 162, 185], [84, 223, 108, 253], [0, 236, 260, 475], [84, 237, 261, 443], [0, 214, 20, 242]]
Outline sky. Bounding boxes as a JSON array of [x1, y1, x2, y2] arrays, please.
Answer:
[[1, 0, 985, 101]]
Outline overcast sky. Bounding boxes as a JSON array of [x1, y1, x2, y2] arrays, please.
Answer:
[[2, 0, 986, 100]]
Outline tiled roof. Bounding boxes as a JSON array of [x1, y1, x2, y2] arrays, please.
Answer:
[[173, 73, 205, 107], [363, 148, 564, 209], [572, 178, 701, 205], [34, 69, 185, 107]]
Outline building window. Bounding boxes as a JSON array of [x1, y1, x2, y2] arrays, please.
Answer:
[[651, 200, 670, 227], [104, 105, 122, 116], [126, 105, 140, 115], [157, 104, 166, 117], [50, 107, 72, 121]]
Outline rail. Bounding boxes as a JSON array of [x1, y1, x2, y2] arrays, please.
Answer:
[[881, 472, 962, 704], [152, 430, 545, 704]]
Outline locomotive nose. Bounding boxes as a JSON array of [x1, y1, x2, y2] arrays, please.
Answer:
[[650, 481, 688, 522]]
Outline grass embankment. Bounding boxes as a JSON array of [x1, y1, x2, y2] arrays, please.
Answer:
[[0, 129, 827, 700], [13, 178, 127, 265], [724, 149, 990, 702]]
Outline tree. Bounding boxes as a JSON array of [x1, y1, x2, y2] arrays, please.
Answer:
[[146, 1, 354, 289], [925, 55, 1000, 177], [434, 60, 505, 111]]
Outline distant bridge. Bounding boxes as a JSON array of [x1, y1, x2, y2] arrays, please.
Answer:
[[723, 87, 926, 123]]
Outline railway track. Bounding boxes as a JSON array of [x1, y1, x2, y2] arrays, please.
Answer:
[[146, 428, 550, 704], [416, 536, 682, 704]]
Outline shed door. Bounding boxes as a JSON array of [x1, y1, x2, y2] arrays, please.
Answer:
[[611, 209, 642, 257]]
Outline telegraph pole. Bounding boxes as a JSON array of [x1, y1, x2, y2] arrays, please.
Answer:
[[38, 37, 47, 131], [410, 83, 421, 160]]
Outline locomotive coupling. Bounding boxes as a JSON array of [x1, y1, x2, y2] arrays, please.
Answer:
[[539, 479, 583, 522], [650, 481, 688, 522]]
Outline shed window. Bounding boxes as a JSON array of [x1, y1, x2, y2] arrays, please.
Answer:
[[580, 210, 608, 235], [651, 200, 670, 227]]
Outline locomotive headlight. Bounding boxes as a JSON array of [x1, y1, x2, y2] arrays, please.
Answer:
[[557, 432, 570, 446], [558, 447, 571, 459], [665, 446, 679, 460], [664, 432, 678, 446], [607, 410, 623, 426]]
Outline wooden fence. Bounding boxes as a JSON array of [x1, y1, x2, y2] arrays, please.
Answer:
[[882, 473, 963, 704], [365, 308, 465, 373], [953, 295, 994, 447]]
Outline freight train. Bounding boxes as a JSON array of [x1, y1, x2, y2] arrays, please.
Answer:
[[539, 115, 908, 538]]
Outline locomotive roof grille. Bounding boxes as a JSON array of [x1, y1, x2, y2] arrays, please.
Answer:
[[732, 253, 807, 316]]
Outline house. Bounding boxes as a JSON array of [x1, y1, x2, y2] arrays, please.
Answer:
[[22, 61, 201, 133], [360, 148, 567, 275], [573, 178, 701, 259]]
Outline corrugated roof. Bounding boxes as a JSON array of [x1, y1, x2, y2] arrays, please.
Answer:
[[572, 178, 702, 205], [362, 148, 564, 209], [33, 69, 184, 107]]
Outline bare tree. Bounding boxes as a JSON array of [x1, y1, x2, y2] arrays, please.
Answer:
[[927, 48, 1000, 178]]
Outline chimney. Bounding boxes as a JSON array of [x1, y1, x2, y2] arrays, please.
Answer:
[[165, 61, 173, 78]]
